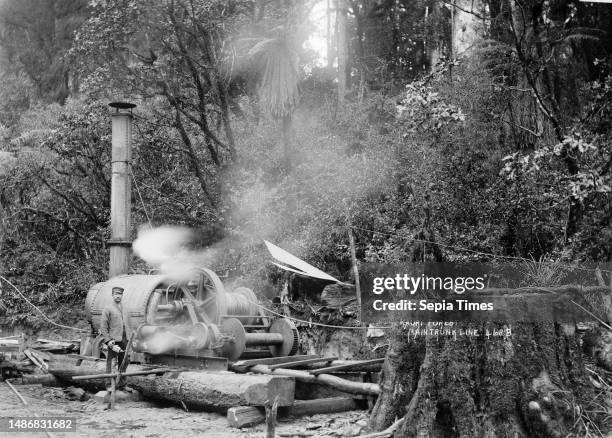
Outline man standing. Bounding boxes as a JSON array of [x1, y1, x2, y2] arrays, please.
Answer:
[[99, 286, 130, 387]]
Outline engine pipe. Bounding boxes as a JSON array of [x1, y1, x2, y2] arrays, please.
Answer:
[[108, 102, 136, 278]]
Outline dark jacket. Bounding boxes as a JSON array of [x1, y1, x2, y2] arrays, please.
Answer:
[[100, 303, 130, 344]]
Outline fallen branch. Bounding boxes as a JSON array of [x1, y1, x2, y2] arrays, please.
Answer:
[[310, 358, 385, 375], [5, 380, 55, 438]]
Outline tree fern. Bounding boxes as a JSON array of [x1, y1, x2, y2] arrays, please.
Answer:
[[248, 37, 299, 119]]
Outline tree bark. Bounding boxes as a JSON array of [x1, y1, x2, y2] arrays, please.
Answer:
[[336, 0, 348, 103], [371, 322, 603, 437], [130, 371, 294, 412], [173, 111, 216, 207], [282, 114, 292, 171]]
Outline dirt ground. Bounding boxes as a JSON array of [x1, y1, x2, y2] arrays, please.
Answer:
[[0, 383, 371, 438]]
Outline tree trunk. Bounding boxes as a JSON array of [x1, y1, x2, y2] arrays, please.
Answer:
[[336, 0, 348, 103], [282, 115, 292, 171], [370, 323, 602, 437], [327, 0, 334, 72]]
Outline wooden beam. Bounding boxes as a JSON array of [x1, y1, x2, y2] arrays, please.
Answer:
[[301, 359, 384, 372], [65, 354, 105, 362], [72, 368, 169, 380], [310, 358, 385, 375], [233, 355, 319, 368], [268, 356, 338, 370]]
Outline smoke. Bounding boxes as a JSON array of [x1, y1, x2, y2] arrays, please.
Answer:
[[132, 225, 209, 280], [135, 325, 205, 354], [132, 225, 192, 265], [132, 224, 235, 281], [138, 330, 178, 355]]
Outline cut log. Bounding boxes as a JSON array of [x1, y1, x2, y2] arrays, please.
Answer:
[[18, 374, 60, 386], [227, 397, 364, 428], [46, 352, 296, 412], [289, 397, 362, 416], [128, 371, 294, 412]]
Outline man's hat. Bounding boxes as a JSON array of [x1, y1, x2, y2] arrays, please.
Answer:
[[111, 287, 125, 294]]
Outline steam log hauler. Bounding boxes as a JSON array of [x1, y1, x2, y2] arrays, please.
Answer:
[[100, 286, 132, 387]]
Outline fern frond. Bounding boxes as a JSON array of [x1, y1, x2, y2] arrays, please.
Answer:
[[248, 37, 299, 118]]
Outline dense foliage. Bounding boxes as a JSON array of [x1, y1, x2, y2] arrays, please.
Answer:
[[0, 0, 610, 325]]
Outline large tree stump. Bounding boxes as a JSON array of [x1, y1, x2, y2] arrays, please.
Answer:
[[370, 323, 608, 437]]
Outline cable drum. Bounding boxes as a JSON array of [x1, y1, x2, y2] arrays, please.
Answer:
[[225, 287, 260, 325]]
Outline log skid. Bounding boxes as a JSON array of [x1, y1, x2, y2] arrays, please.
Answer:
[[227, 397, 363, 428]]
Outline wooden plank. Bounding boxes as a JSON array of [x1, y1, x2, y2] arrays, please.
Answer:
[[65, 354, 105, 362], [310, 358, 385, 375], [72, 368, 169, 380], [23, 349, 47, 372], [36, 338, 79, 346], [28, 349, 51, 362], [233, 355, 318, 368], [268, 356, 338, 370]]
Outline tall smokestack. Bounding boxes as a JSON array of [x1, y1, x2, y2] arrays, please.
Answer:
[[108, 101, 136, 278]]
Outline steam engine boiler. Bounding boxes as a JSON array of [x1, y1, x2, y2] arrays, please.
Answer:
[[84, 103, 299, 370], [84, 267, 299, 370]]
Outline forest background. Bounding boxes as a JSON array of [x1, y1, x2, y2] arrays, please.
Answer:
[[1, 0, 610, 323]]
